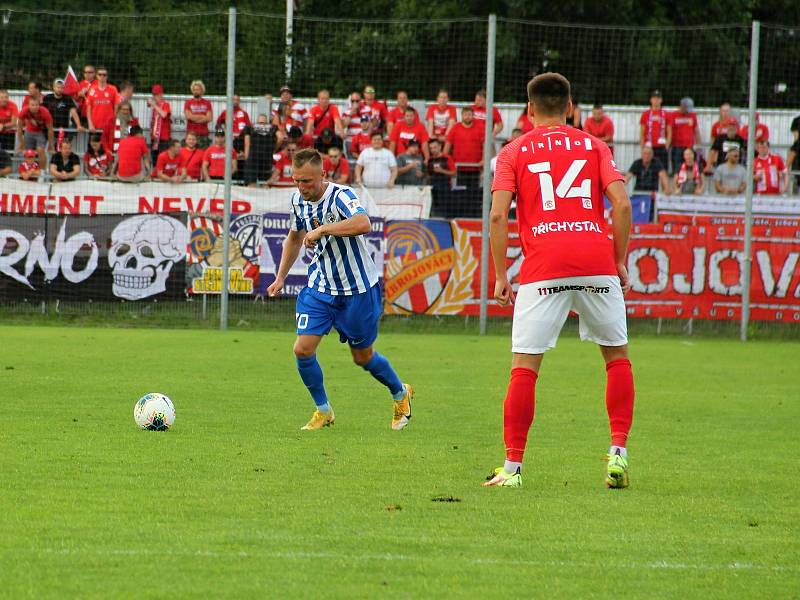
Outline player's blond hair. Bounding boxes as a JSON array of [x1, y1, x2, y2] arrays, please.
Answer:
[[190, 80, 206, 94], [293, 148, 323, 170]]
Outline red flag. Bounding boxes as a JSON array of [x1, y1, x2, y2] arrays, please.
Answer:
[[63, 65, 80, 96]]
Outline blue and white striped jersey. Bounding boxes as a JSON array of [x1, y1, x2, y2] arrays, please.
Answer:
[[289, 183, 379, 296]]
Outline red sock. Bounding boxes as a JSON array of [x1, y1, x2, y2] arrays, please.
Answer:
[[606, 358, 634, 447], [503, 367, 537, 462]]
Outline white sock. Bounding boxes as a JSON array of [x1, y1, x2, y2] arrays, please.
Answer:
[[503, 460, 522, 474], [609, 445, 627, 458]]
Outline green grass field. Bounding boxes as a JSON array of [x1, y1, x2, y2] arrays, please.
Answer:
[[1, 324, 798, 599]]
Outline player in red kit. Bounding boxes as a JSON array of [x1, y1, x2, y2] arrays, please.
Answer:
[[485, 73, 635, 489]]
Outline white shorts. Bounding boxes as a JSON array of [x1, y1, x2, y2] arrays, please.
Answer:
[[512, 275, 628, 354]]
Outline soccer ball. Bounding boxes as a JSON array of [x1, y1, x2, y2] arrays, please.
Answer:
[[133, 393, 176, 431]]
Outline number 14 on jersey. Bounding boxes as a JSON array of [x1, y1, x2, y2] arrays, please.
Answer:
[[528, 159, 592, 211]]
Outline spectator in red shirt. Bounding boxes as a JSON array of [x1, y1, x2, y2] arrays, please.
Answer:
[[323, 146, 350, 184], [154, 139, 187, 183], [583, 104, 614, 151], [0, 89, 19, 151], [710, 102, 738, 140], [148, 84, 172, 165], [753, 139, 788, 195], [515, 108, 534, 134], [739, 113, 769, 144], [444, 106, 485, 188], [471, 89, 503, 137], [269, 141, 297, 186], [21, 81, 44, 110], [202, 130, 237, 181], [639, 89, 670, 170], [387, 90, 417, 134], [361, 85, 389, 135], [426, 89, 457, 143], [19, 149, 41, 181], [670, 97, 700, 174], [77, 65, 97, 122], [389, 107, 429, 160], [217, 93, 251, 174], [113, 121, 150, 182], [305, 89, 342, 138], [349, 116, 372, 159], [180, 132, 205, 181], [17, 97, 54, 166], [286, 125, 314, 150], [83, 132, 112, 179], [184, 80, 213, 147], [272, 85, 307, 128], [87, 67, 120, 151], [341, 91, 362, 142]]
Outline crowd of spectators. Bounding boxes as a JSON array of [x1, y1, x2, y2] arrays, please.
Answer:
[[1, 69, 799, 214]]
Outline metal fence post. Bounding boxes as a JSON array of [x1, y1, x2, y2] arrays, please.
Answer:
[[220, 6, 236, 332], [285, 0, 294, 82], [479, 14, 497, 336], [741, 20, 760, 342]]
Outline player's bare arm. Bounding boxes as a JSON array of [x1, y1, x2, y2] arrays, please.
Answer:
[[268, 229, 305, 297], [303, 213, 370, 249], [489, 189, 514, 306], [604, 179, 632, 292]]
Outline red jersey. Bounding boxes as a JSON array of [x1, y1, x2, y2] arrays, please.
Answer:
[[350, 133, 372, 156], [184, 97, 213, 136], [446, 123, 484, 170], [307, 104, 340, 136], [739, 122, 769, 142], [216, 107, 251, 136], [753, 153, 785, 194], [150, 100, 172, 142], [389, 121, 429, 155], [470, 104, 502, 126], [117, 136, 149, 177], [710, 117, 738, 140], [19, 106, 53, 133], [19, 160, 40, 179], [0, 101, 19, 129], [388, 105, 419, 126], [154, 150, 186, 178], [359, 100, 389, 128], [517, 112, 534, 134], [425, 104, 457, 137], [322, 157, 350, 181], [640, 108, 669, 147], [492, 126, 623, 283], [84, 149, 112, 177], [77, 79, 98, 116], [87, 84, 120, 127], [180, 146, 204, 179], [583, 116, 614, 143], [203, 145, 237, 178], [670, 111, 698, 147], [273, 153, 294, 184]]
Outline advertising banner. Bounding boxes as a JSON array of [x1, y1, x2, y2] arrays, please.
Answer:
[[258, 213, 385, 297], [0, 213, 189, 301]]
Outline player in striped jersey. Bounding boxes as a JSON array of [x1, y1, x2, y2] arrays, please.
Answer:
[[268, 148, 414, 431]]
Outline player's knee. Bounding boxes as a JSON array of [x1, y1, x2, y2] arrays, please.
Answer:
[[600, 344, 628, 363], [293, 341, 315, 360], [351, 348, 373, 366]]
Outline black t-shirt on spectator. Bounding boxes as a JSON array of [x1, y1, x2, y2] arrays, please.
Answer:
[[428, 156, 451, 189], [628, 158, 665, 192], [52, 152, 81, 173], [246, 125, 276, 165], [711, 134, 746, 165], [43, 94, 78, 129], [791, 115, 800, 136], [791, 138, 800, 170], [314, 135, 343, 155], [0, 149, 11, 171]]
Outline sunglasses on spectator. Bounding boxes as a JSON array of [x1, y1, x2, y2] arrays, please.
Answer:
[[98, 72, 108, 77]]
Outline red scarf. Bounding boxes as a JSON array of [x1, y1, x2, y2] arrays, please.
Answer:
[[676, 161, 700, 185]]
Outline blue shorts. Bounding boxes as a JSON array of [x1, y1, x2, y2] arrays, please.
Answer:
[[295, 285, 383, 349]]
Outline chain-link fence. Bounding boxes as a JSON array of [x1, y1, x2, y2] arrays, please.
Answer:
[[0, 8, 798, 337]]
